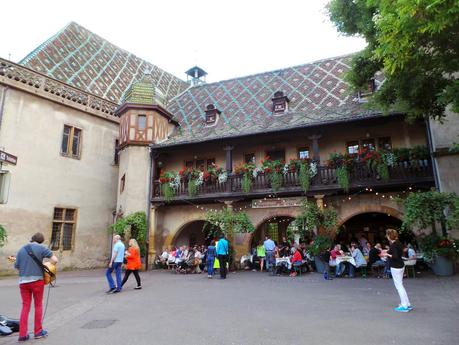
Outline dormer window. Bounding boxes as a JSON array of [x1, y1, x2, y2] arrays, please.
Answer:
[[272, 91, 290, 115], [205, 104, 221, 126], [356, 78, 379, 103]]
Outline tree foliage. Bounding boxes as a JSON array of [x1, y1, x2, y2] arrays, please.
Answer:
[[110, 211, 147, 256], [327, 0, 459, 120], [0, 224, 7, 247], [204, 207, 255, 237], [294, 199, 338, 238], [400, 191, 459, 233]]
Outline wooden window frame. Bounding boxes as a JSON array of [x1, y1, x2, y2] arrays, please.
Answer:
[[265, 149, 286, 162], [297, 146, 310, 160], [60, 124, 82, 159], [184, 158, 216, 170], [51, 207, 77, 251], [378, 137, 392, 151], [137, 114, 147, 131], [243, 153, 256, 164]]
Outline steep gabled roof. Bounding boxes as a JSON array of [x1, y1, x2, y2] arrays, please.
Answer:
[[162, 54, 381, 147], [20, 22, 189, 104]]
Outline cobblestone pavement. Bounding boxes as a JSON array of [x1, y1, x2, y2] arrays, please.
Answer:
[[1, 270, 458, 345]]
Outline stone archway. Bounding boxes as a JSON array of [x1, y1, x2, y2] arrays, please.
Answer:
[[165, 219, 211, 249], [337, 204, 403, 229]]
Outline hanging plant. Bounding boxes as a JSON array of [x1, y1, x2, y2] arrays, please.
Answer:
[[270, 171, 283, 191], [0, 224, 7, 247], [109, 211, 147, 257], [328, 152, 352, 192], [299, 161, 311, 193], [188, 179, 199, 197], [242, 173, 252, 193], [159, 171, 180, 202], [336, 166, 350, 192], [203, 207, 255, 237]]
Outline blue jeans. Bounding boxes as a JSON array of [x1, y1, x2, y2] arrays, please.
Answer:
[[207, 257, 215, 276], [265, 251, 275, 271], [335, 263, 344, 276], [106, 262, 122, 291]]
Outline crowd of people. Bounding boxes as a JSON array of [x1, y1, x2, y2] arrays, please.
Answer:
[[11, 228, 416, 342]]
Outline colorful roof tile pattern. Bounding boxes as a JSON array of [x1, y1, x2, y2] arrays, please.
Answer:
[[20, 22, 188, 104], [163, 55, 382, 147]]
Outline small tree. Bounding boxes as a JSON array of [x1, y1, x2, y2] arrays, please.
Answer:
[[203, 207, 255, 238], [294, 199, 338, 239], [401, 191, 459, 236]]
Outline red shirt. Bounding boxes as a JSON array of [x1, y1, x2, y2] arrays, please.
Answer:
[[330, 249, 342, 260], [292, 251, 302, 263]]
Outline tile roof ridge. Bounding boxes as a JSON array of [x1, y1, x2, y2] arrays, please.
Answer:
[[19, 21, 74, 65], [20, 21, 187, 86], [184, 52, 359, 90]]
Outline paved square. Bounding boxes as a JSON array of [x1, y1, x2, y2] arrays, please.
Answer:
[[1, 270, 458, 345]]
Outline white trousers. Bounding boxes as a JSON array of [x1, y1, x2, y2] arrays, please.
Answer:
[[391, 267, 411, 307]]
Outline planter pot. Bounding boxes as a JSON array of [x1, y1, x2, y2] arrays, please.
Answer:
[[314, 256, 326, 274], [431, 255, 454, 276]]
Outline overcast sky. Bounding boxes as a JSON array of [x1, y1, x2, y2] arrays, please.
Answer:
[[0, 0, 366, 82]]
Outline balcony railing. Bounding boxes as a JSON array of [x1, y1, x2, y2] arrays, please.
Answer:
[[152, 160, 434, 202]]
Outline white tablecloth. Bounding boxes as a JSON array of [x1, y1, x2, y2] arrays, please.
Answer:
[[334, 256, 356, 267], [275, 257, 291, 270]]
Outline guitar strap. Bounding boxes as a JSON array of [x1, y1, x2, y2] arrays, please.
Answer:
[[25, 244, 55, 278]]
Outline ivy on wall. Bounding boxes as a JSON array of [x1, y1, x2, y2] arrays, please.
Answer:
[[0, 224, 7, 247], [109, 211, 147, 256]]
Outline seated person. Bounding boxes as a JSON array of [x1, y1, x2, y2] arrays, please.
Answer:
[[406, 243, 417, 259], [368, 243, 386, 276], [349, 243, 367, 278], [330, 244, 344, 277], [279, 237, 291, 257], [160, 248, 169, 265], [362, 242, 371, 257], [289, 246, 303, 277]]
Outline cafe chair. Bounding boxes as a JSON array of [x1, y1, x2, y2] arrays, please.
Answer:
[[404, 259, 416, 278]]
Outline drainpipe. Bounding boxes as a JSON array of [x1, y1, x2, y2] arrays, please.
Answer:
[[424, 118, 440, 191], [145, 145, 155, 270], [0, 86, 9, 131]]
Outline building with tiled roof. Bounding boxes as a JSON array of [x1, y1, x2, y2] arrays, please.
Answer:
[[164, 55, 383, 146], [20, 22, 188, 104], [3, 22, 457, 274]]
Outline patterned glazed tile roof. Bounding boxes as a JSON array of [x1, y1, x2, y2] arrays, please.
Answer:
[[161, 55, 383, 147], [20, 22, 188, 104]]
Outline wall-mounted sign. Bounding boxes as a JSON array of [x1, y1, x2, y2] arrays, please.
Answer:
[[0, 150, 17, 165], [252, 197, 302, 209]]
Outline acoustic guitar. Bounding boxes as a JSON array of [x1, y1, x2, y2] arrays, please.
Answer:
[[7, 256, 56, 285]]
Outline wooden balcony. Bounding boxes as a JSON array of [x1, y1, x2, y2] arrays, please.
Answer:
[[152, 161, 434, 203]]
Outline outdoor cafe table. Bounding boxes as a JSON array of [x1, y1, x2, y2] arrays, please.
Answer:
[[275, 257, 292, 269], [335, 256, 356, 267]]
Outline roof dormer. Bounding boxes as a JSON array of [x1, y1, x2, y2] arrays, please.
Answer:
[[204, 104, 221, 126], [272, 91, 290, 115]]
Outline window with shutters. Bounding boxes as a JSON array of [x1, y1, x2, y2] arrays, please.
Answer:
[[51, 207, 77, 250], [61, 125, 82, 159]]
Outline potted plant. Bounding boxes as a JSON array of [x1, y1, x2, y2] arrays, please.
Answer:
[[418, 234, 459, 276], [328, 152, 353, 192], [307, 235, 333, 273], [401, 191, 459, 275], [261, 157, 284, 192], [234, 162, 257, 193], [159, 171, 180, 202]]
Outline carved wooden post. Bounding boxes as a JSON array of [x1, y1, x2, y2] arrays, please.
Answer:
[[308, 134, 322, 164], [224, 145, 234, 173]]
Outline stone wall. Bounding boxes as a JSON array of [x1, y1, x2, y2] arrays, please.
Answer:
[[0, 87, 118, 271]]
